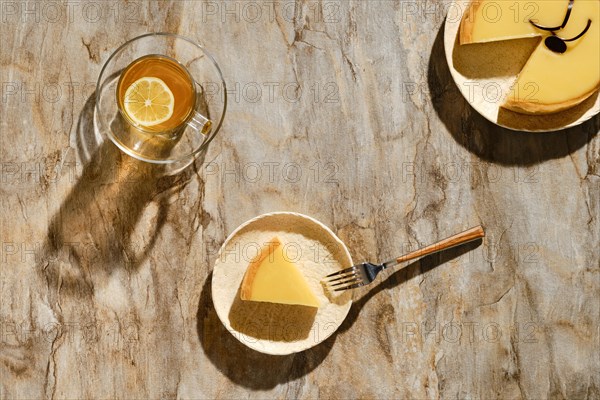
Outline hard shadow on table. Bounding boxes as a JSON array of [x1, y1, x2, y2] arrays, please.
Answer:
[[40, 93, 202, 298], [196, 272, 335, 390], [336, 239, 482, 334], [196, 241, 481, 390], [428, 24, 599, 166]]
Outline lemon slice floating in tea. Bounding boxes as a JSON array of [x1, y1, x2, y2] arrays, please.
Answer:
[[123, 77, 175, 127]]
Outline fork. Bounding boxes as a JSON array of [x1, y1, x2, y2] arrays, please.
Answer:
[[322, 225, 485, 292]]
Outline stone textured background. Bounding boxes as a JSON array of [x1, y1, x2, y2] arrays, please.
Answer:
[[1, 1, 598, 399]]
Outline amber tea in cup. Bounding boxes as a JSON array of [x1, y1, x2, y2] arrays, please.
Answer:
[[116, 55, 210, 135], [96, 33, 226, 174]]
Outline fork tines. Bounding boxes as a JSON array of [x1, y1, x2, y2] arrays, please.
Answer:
[[321, 265, 365, 291]]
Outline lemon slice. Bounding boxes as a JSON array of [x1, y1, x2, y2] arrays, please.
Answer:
[[123, 77, 174, 127]]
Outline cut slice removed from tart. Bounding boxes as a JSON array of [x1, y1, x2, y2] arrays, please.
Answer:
[[460, 0, 600, 114]]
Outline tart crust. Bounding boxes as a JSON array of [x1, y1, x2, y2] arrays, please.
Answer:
[[458, 0, 600, 115], [239, 237, 281, 300]]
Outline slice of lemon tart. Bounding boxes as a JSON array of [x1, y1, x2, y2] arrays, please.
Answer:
[[240, 237, 320, 308], [460, 0, 600, 114]]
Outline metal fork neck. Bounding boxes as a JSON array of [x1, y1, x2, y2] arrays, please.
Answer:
[[362, 262, 383, 282], [381, 259, 398, 270]]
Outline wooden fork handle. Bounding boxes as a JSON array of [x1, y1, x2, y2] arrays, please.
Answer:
[[396, 225, 485, 264]]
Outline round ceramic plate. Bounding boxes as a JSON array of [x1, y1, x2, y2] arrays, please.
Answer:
[[444, 2, 599, 132], [211, 212, 352, 355]]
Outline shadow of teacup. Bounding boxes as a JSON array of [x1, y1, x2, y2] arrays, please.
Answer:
[[40, 92, 203, 296]]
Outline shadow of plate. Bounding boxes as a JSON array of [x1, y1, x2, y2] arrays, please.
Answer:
[[196, 272, 334, 390]]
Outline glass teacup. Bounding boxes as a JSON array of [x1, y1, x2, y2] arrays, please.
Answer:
[[95, 33, 226, 174]]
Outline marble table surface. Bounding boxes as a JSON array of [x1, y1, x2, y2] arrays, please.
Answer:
[[1, 1, 598, 399]]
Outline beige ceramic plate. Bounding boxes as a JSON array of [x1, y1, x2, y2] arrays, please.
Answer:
[[211, 212, 352, 355], [444, 1, 599, 132]]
